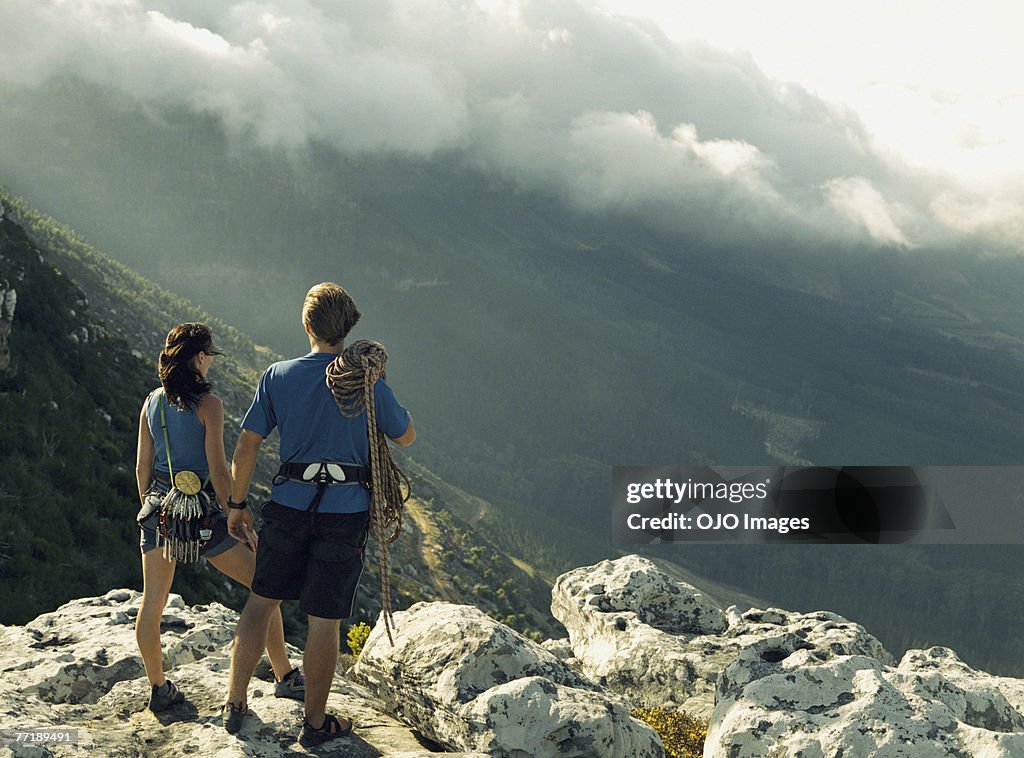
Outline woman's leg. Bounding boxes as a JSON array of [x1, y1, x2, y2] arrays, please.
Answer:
[[137, 548, 176, 687], [208, 543, 293, 679]]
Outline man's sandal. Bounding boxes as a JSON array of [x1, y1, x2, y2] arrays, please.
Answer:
[[298, 714, 353, 746]]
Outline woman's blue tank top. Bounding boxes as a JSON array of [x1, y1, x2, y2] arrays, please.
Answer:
[[146, 388, 210, 479]]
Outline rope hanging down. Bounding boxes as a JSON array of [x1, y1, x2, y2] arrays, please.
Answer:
[[325, 339, 410, 645]]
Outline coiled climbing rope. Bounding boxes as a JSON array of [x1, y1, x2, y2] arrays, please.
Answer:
[[325, 339, 410, 645]]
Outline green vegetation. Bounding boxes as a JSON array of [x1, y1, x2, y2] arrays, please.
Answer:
[[0, 191, 285, 631], [656, 543, 1024, 677], [0, 211, 167, 619], [631, 708, 708, 758], [0, 191, 561, 646], [347, 622, 371, 658]]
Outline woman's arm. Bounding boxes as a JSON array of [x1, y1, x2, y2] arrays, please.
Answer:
[[136, 396, 155, 503], [198, 393, 232, 511]]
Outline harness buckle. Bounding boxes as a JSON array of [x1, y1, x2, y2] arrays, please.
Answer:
[[301, 462, 348, 484]]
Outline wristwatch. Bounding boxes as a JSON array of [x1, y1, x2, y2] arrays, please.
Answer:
[[227, 496, 250, 510]]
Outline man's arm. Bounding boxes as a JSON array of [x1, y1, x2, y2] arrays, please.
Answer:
[[391, 418, 416, 447], [227, 429, 264, 550]]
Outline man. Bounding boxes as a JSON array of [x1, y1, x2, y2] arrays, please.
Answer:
[[222, 282, 415, 745]]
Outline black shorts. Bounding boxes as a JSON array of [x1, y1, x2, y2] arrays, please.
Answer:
[[252, 502, 369, 619]]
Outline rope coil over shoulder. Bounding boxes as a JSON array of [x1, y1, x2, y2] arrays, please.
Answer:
[[326, 340, 410, 645]]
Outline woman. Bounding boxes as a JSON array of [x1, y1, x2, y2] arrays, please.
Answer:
[[135, 323, 304, 713]]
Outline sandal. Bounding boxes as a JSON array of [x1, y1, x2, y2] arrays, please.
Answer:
[[298, 714, 353, 746]]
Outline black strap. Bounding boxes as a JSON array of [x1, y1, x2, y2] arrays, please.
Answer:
[[273, 462, 371, 517], [153, 473, 215, 494], [273, 462, 369, 487]]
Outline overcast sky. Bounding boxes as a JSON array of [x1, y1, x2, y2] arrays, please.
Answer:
[[1, 0, 1021, 251]]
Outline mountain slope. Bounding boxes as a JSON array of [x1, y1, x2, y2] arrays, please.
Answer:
[[0, 195, 570, 640], [7, 84, 1024, 677]]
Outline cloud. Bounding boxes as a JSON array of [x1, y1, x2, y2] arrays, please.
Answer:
[[930, 191, 1024, 247], [394, 277, 452, 292], [0, 0, 468, 153], [0, 0, 1016, 250], [823, 176, 912, 248]]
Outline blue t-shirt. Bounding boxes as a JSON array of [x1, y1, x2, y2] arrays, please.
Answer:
[[146, 389, 209, 480], [241, 351, 411, 513]]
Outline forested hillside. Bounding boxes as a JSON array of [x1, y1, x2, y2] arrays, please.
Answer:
[[7, 183, 1024, 677], [0, 202, 154, 620], [0, 195, 571, 641]]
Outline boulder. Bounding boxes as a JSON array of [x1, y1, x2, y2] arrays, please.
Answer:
[[706, 642, 1024, 757], [540, 637, 574, 661], [353, 601, 664, 757], [0, 283, 12, 372], [553, 555, 889, 717]]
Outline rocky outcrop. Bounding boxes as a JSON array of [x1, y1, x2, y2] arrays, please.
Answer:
[[0, 590, 487, 757], [0, 282, 15, 372], [5, 557, 1024, 757], [353, 601, 664, 757], [552, 555, 889, 718], [555, 555, 1024, 757], [706, 644, 1024, 757], [0, 204, 27, 374]]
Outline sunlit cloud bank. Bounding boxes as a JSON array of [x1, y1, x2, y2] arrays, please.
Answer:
[[1, 0, 1020, 251]]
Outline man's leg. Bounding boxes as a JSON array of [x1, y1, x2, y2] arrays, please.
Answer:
[[304, 615, 348, 729], [300, 512, 366, 729], [209, 544, 294, 679], [226, 592, 282, 707]]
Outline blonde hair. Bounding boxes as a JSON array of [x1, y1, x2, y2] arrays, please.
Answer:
[[302, 282, 361, 345]]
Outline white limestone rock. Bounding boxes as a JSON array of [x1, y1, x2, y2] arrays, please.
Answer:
[[540, 637, 574, 660], [1, 589, 234, 706], [0, 589, 461, 757], [553, 555, 889, 717], [705, 640, 1024, 757], [556, 555, 727, 637], [353, 601, 664, 757], [894, 647, 1024, 733]]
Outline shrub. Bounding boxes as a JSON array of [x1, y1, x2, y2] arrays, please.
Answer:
[[347, 621, 372, 658], [630, 707, 708, 758]]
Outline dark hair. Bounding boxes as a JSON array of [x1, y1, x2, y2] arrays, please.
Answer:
[[302, 282, 361, 346], [158, 323, 221, 410]]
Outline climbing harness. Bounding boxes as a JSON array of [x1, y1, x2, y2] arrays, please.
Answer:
[[325, 340, 411, 645], [273, 461, 370, 516]]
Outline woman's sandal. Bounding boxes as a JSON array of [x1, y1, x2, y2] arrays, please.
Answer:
[[298, 714, 353, 746], [147, 679, 185, 713], [222, 701, 248, 734]]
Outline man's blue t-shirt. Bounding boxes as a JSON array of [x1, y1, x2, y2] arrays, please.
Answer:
[[241, 351, 410, 513]]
